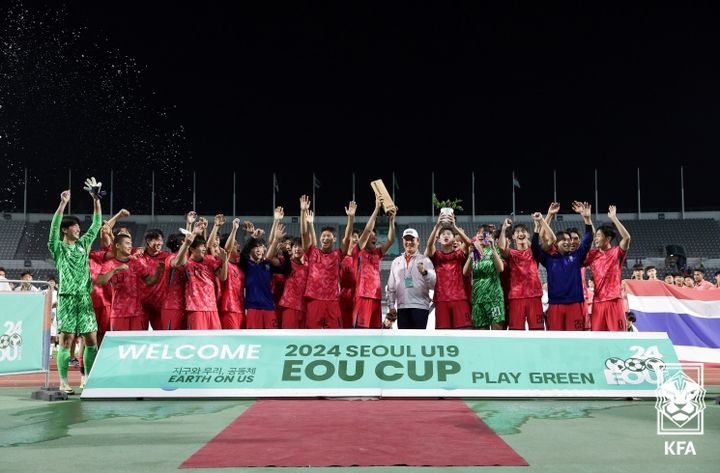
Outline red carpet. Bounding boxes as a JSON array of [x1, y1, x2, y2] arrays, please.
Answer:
[[181, 399, 527, 468]]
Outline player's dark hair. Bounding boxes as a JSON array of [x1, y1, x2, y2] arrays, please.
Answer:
[[114, 233, 131, 245], [646, 265, 656, 271], [292, 237, 303, 247], [596, 224, 616, 242], [190, 236, 206, 249], [144, 229, 164, 242], [512, 223, 528, 234], [320, 226, 336, 235], [632, 263, 644, 271], [218, 232, 233, 249], [166, 233, 184, 253], [626, 312, 637, 322], [693, 268, 705, 275], [60, 216, 81, 237]]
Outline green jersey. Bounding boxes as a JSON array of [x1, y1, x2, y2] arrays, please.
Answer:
[[470, 247, 505, 326], [48, 212, 102, 296]]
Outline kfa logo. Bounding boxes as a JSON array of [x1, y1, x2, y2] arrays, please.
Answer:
[[664, 440, 696, 456], [656, 363, 706, 435]]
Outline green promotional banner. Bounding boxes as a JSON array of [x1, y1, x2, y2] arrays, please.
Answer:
[[82, 330, 679, 398], [0, 293, 46, 375]]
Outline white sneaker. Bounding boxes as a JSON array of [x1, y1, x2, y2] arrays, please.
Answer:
[[59, 382, 75, 395], [79, 376, 86, 390]]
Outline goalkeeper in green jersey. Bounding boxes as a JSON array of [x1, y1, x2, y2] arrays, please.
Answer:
[[48, 179, 103, 394]]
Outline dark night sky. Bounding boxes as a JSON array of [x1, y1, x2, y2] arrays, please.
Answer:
[[2, 3, 720, 216]]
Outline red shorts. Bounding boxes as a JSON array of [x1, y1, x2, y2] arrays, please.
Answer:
[[110, 317, 145, 331], [305, 299, 342, 329], [352, 297, 382, 328], [143, 304, 162, 331], [94, 305, 111, 335], [434, 300, 472, 329], [219, 310, 245, 329], [246, 308, 278, 329], [159, 309, 187, 330], [546, 303, 585, 331], [340, 288, 355, 329], [591, 299, 626, 332], [280, 308, 305, 329], [507, 297, 545, 330], [187, 311, 221, 330]]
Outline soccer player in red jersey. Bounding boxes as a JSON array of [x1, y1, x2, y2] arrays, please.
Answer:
[[584, 205, 631, 331], [300, 194, 347, 329], [278, 237, 309, 328], [272, 233, 294, 319], [97, 234, 164, 331], [498, 217, 544, 330], [425, 212, 473, 329], [217, 218, 246, 329], [156, 232, 190, 330], [339, 228, 360, 329], [173, 219, 228, 330], [137, 228, 171, 330], [693, 268, 715, 290], [351, 198, 396, 328]]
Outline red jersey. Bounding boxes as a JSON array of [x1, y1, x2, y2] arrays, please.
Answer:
[[505, 247, 542, 299], [585, 246, 626, 302], [184, 256, 222, 311], [340, 246, 359, 289], [101, 257, 151, 318], [89, 247, 111, 308], [139, 250, 171, 308], [218, 261, 245, 313], [304, 246, 342, 301], [160, 253, 187, 310], [279, 260, 309, 311], [356, 247, 383, 300], [431, 249, 468, 302]]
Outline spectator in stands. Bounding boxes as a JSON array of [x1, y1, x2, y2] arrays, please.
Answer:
[[673, 274, 685, 288], [14, 270, 40, 292], [645, 266, 658, 280], [683, 275, 695, 288], [630, 264, 644, 281], [693, 269, 715, 290], [626, 311, 638, 332], [584, 205, 631, 331], [387, 228, 436, 329], [0, 267, 15, 291], [715, 271, 720, 288]]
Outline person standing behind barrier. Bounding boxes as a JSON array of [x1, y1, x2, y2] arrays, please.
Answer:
[[584, 205, 631, 331], [386, 229, 436, 329], [48, 188, 102, 394], [498, 219, 544, 330], [465, 227, 505, 330], [532, 202, 593, 331], [425, 213, 473, 329]]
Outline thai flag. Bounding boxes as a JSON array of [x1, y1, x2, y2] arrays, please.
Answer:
[[625, 280, 720, 364]]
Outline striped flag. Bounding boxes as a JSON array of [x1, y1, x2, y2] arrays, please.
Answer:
[[626, 280, 720, 364]]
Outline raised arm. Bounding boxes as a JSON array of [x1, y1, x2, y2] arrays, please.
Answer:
[[106, 209, 130, 232], [463, 249, 474, 276], [381, 208, 397, 254], [207, 214, 226, 256], [608, 205, 631, 251], [498, 218, 512, 256], [540, 202, 560, 246], [185, 211, 197, 233], [425, 215, 443, 258], [449, 214, 472, 251], [225, 218, 241, 255], [300, 195, 314, 251], [359, 196, 382, 249], [215, 248, 229, 282], [172, 220, 205, 268], [267, 223, 286, 264], [340, 201, 357, 254], [268, 206, 284, 249], [49, 190, 70, 253]]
